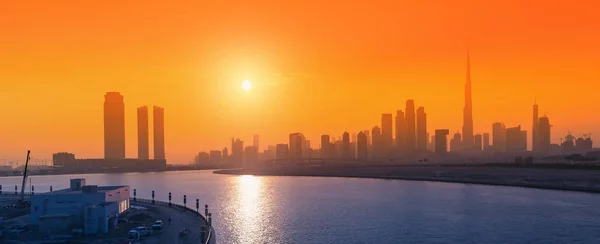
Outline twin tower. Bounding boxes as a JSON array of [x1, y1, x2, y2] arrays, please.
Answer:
[[104, 92, 165, 161]]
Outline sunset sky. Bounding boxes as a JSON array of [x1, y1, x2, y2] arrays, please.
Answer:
[[1, 1, 599, 164]]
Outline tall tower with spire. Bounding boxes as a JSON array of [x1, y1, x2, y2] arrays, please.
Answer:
[[462, 51, 474, 149]]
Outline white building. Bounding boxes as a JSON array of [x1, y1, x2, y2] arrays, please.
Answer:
[[30, 179, 130, 235]]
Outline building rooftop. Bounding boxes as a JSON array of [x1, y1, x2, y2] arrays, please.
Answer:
[[40, 185, 127, 195]]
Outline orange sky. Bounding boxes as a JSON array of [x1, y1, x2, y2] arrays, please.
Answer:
[[1, 0, 599, 164]]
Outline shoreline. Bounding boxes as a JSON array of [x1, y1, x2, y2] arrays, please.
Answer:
[[214, 166, 600, 194]]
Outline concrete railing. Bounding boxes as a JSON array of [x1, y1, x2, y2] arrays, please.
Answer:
[[133, 197, 215, 244]]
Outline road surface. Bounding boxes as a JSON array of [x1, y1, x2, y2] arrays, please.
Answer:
[[133, 202, 207, 244]]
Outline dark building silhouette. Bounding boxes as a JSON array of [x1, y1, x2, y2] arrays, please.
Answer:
[[209, 150, 222, 164], [538, 116, 551, 154], [434, 130, 450, 154], [153, 106, 165, 160], [450, 132, 462, 152], [474, 134, 483, 151], [342, 131, 351, 158], [462, 52, 474, 149], [506, 125, 527, 153], [416, 107, 427, 152], [381, 114, 393, 150], [253, 134, 260, 151], [357, 131, 368, 160], [532, 102, 539, 153], [104, 92, 126, 159], [483, 133, 491, 151], [53, 152, 76, 167], [575, 136, 593, 153], [320, 135, 331, 158], [275, 144, 289, 159], [244, 146, 258, 167], [492, 122, 506, 153], [231, 138, 244, 165], [195, 152, 210, 165], [395, 110, 405, 151], [289, 133, 305, 159], [137, 106, 149, 160], [371, 126, 382, 158], [405, 100, 416, 152]]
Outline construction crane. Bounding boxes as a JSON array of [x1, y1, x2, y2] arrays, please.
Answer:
[[19, 150, 31, 205]]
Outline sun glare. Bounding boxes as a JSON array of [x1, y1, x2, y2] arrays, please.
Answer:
[[242, 80, 252, 91]]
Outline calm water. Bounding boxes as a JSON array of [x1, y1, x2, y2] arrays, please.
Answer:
[[1, 170, 600, 244]]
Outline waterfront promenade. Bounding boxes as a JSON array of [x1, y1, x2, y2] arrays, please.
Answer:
[[215, 164, 600, 193]]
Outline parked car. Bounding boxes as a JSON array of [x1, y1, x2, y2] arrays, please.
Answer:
[[151, 223, 162, 231], [135, 226, 151, 236], [128, 230, 141, 241]]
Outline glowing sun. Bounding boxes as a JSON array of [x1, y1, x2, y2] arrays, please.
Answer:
[[242, 80, 252, 91]]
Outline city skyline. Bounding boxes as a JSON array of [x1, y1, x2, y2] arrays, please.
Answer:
[[1, 1, 600, 163]]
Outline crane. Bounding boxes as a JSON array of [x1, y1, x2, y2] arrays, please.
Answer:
[[19, 150, 31, 204]]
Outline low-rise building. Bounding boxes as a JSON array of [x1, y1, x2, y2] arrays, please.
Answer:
[[30, 179, 130, 235]]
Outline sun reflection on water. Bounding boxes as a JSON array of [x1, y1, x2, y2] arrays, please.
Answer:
[[235, 175, 264, 243]]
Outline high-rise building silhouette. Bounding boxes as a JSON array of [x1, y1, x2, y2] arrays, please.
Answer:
[[253, 134, 260, 151], [153, 106, 165, 160], [343, 131, 351, 158], [450, 132, 462, 152], [434, 129, 450, 154], [462, 52, 474, 149], [137, 106, 149, 160], [405, 100, 416, 152], [483, 133, 490, 151], [275, 144, 289, 159], [506, 125, 527, 153], [231, 138, 244, 165], [289, 133, 305, 159], [320, 135, 331, 158], [209, 150, 222, 164], [492, 122, 506, 153], [532, 102, 539, 152], [357, 131, 368, 160], [372, 126, 382, 158], [104, 92, 126, 159], [474, 134, 483, 151], [381, 114, 393, 150], [416, 107, 427, 152], [244, 146, 258, 167], [395, 110, 405, 151], [538, 116, 551, 154]]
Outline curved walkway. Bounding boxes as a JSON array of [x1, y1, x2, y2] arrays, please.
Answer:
[[132, 199, 215, 244]]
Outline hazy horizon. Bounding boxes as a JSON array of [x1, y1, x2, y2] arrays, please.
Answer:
[[1, 1, 599, 163]]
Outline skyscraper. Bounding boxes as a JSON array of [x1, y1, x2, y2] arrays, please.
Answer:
[[381, 113, 393, 150], [434, 129, 450, 154], [538, 116, 551, 154], [357, 131, 368, 160], [492, 122, 506, 153], [474, 134, 483, 151], [405, 100, 416, 152], [231, 138, 244, 165], [532, 102, 539, 152], [462, 52, 474, 149], [506, 126, 527, 153], [253, 134, 260, 151], [372, 126, 382, 158], [483, 133, 491, 151], [416, 107, 427, 152], [320, 135, 331, 158], [104, 92, 125, 159], [153, 106, 165, 160], [395, 110, 405, 151], [289, 133, 305, 159], [343, 131, 351, 158], [137, 106, 149, 160], [450, 132, 462, 152]]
